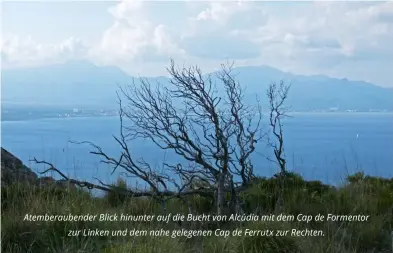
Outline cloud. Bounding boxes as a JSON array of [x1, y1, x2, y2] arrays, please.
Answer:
[[345, 1, 393, 23], [1, 1, 392, 85], [194, 1, 264, 27], [282, 34, 341, 50], [180, 1, 267, 60], [181, 31, 261, 60], [90, 0, 185, 68], [1, 36, 87, 68], [248, 2, 393, 70]]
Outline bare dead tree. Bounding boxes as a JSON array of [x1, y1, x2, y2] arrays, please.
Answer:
[[266, 81, 291, 212], [32, 59, 263, 215], [117, 59, 263, 214]]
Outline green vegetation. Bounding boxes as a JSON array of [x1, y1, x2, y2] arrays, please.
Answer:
[[2, 172, 392, 253]]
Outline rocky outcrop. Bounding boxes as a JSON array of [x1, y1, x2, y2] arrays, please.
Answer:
[[1, 148, 75, 190], [1, 148, 38, 186]]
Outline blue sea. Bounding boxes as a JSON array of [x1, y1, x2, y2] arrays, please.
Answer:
[[1, 113, 393, 186]]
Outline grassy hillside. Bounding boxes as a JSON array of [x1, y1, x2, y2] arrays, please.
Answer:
[[2, 172, 392, 253]]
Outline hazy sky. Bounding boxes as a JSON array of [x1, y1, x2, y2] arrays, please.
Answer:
[[1, 1, 393, 87]]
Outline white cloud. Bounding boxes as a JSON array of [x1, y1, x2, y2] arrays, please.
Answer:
[[241, 1, 393, 77], [1, 1, 392, 86], [194, 1, 250, 24], [1, 35, 87, 68], [180, 1, 267, 60], [90, 0, 185, 71]]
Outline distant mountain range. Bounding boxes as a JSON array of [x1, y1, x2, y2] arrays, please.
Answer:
[[2, 60, 393, 111]]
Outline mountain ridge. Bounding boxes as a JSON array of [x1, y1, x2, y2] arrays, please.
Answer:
[[2, 60, 392, 111]]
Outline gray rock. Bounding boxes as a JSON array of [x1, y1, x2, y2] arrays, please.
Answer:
[[1, 148, 38, 186], [1, 148, 76, 190]]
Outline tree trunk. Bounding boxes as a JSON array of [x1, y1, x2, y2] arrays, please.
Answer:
[[229, 177, 244, 214], [275, 172, 285, 213], [217, 171, 227, 215]]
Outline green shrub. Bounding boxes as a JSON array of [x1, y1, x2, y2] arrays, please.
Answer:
[[104, 178, 129, 207], [240, 172, 331, 214]]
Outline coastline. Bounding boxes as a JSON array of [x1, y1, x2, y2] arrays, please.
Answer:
[[2, 111, 393, 123]]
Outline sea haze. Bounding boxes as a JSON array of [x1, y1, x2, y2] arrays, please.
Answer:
[[2, 113, 392, 186]]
